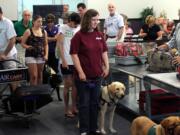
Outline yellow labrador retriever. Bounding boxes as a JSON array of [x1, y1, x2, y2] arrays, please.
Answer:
[[131, 116, 180, 135], [99, 81, 126, 134]]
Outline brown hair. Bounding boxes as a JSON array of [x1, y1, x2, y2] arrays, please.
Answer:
[[46, 13, 55, 23], [80, 9, 99, 33], [32, 15, 42, 26]]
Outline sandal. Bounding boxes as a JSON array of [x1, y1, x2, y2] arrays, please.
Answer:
[[72, 110, 78, 115], [65, 112, 75, 118]]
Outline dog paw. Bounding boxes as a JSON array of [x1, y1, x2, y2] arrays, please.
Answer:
[[100, 129, 106, 135], [109, 128, 117, 133]]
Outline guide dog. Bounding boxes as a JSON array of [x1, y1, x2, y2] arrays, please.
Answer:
[[99, 81, 126, 134], [131, 116, 180, 135]]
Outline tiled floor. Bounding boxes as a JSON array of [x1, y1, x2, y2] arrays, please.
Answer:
[[0, 90, 134, 135]]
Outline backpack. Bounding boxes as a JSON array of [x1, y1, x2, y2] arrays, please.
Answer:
[[146, 50, 175, 72], [115, 42, 144, 56]]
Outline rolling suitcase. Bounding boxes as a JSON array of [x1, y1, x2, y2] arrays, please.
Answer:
[[139, 89, 180, 115], [3, 84, 53, 114]]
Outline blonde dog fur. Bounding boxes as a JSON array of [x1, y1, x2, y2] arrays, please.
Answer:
[[99, 81, 126, 134], [131, 116, 180, 135]]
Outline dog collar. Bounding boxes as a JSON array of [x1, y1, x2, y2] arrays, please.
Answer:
[[148, 125, 156, 135]]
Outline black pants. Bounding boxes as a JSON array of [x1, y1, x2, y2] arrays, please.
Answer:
[[47, 52, 58, 73], [75, 78, 102, 134]]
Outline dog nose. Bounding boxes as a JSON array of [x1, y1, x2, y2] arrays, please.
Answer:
[[121, 94, 125, 98]]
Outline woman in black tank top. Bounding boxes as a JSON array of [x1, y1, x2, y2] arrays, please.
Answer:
[[21, 15, 48, 85]]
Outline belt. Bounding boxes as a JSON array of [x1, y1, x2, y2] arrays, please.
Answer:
[[107, 35, 116, 38]]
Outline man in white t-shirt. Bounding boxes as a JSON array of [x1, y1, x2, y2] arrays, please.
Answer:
[[56, 12, 81, 118], [0, 7, 17, 92], [0, 6, 17, 69], [104, 3, 124, 42]]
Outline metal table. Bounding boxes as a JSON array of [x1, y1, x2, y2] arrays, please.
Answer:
[[110, 64, 151, 115], [143, 73, 180, 119], [110, 64, 179, 118], [110, 64, 151, 91]]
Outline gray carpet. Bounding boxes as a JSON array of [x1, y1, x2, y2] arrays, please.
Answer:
[[0, 91, 132, 135]]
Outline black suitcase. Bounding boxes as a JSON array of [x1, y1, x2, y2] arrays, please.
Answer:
[[3, 84, 53, 114]]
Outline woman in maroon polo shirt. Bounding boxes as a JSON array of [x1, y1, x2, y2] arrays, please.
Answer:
[[70, 9, 109, 135]]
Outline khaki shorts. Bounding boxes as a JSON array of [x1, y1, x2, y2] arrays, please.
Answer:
[[2, 54, 17, 69]]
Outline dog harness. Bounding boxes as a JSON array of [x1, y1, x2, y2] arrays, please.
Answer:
[[148, 125, 156, 135], [100, 85, 119, 106]]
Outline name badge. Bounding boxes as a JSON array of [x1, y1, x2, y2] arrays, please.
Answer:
[[96, 37, 102, 40]]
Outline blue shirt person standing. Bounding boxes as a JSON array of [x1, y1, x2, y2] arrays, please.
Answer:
[[44, 14, 59, 73]]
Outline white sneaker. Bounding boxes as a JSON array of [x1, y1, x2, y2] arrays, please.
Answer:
[[80, 132, 87, 135]]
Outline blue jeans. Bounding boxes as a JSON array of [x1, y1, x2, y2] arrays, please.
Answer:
[[75, 78, 102, 133]]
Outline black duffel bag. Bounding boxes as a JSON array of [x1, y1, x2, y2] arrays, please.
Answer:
[[3, 84, 53, 114]]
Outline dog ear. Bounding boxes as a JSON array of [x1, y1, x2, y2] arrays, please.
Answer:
[[108, 83, 116, 93], [161, 116, 180, 129], [121, 84, 126, 92]]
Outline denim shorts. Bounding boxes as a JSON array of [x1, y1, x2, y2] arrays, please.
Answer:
[[25, 57, 45, 64]]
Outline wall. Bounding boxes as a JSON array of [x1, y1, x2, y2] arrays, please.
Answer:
[[148, 0, 180, 20], [0, 0, 18, 20], [87, 0, 180, 20], [0, 0, 180, 20]]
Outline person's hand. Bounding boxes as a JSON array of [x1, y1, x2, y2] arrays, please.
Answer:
[[172, 56, 180, 65], [43, 55, 48, 61], [139, 33, 147, 38], [62, 61, 68, 69], [16, 36, 22, 43], [79, 71, 86, 81], [27, 46, 33, 50], [102, 67, 109, 78], [0, 53, 6, 60]]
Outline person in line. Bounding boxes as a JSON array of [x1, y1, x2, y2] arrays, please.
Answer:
[[62, 4, 70, 24], [14, 9, 32, 64], [104, 2, 124, 42], [14, 9, 32, 43], [0, 6, 17, 91], [56, 12, 81, 118], [44, 13, 59, 73], [70, 9, 109, 135], [158, 23, 180, 65], [21, 15, 48, 86], [77, 3, 87, 18], [125, 21, 134, 35], [63, 4, 69, 14], [139, 15, 162, 41]]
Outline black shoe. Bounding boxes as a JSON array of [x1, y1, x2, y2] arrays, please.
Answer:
[[90, 130, 102, 135], [0, 108, 5, 114]]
